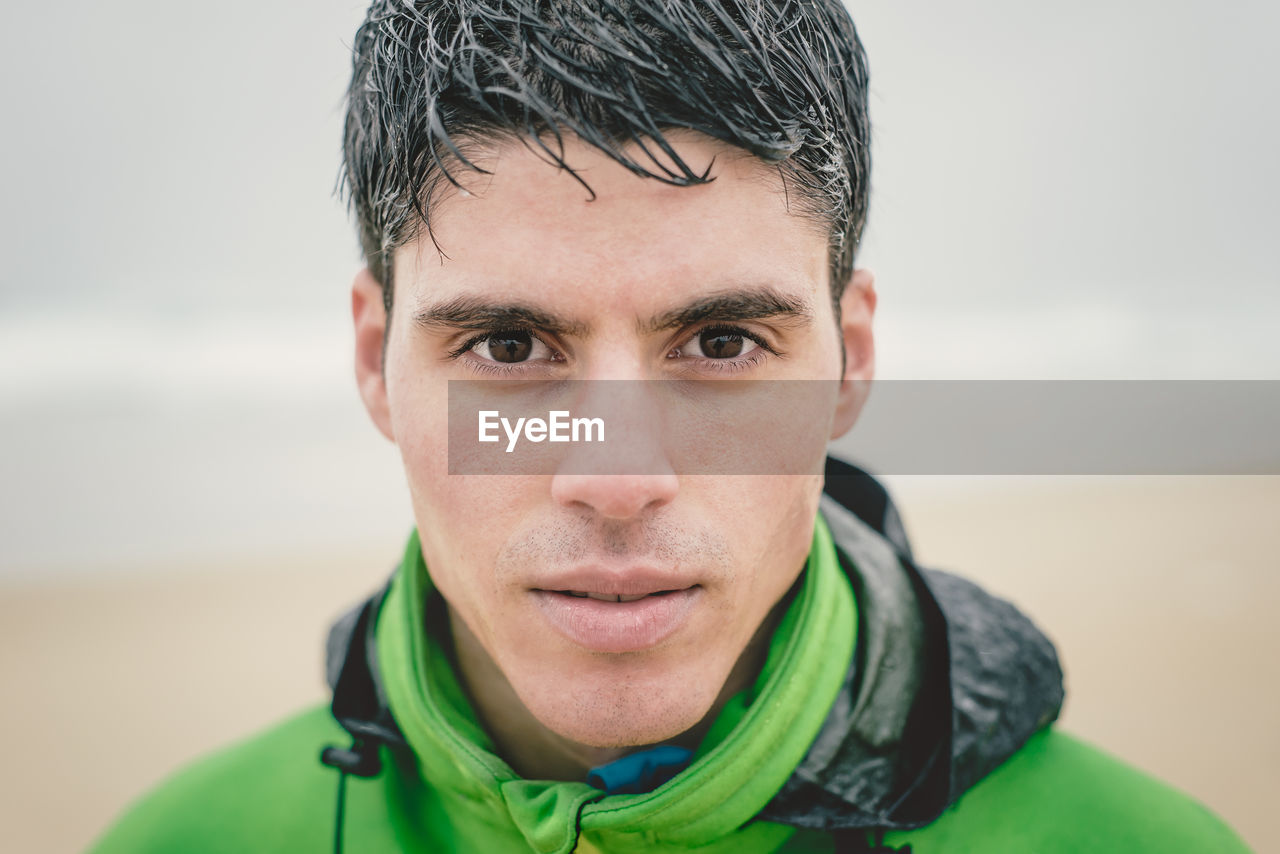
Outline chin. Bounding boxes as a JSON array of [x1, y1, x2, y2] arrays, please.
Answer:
[[515, 660, 723, 749]]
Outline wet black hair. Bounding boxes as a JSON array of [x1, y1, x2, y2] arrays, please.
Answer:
[[340, 0, 870, 313]]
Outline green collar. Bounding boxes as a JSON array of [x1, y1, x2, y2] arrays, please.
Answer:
[[377, 516, 855, 854]]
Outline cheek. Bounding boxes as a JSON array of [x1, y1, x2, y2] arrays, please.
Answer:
[[707, 475, 823, 608], [388, 382, 510, 624], [763, 476, 823, 576], [404, 447, 517, 595], [391, 391, 451, 523]]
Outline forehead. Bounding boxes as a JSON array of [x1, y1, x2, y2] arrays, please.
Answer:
[[394, 132, 830, 317]]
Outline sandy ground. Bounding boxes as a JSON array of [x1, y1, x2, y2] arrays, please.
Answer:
[[2, 477, 1276, 853]]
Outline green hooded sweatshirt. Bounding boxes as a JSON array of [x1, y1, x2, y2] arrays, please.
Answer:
[[89, 501, 1252, 853]]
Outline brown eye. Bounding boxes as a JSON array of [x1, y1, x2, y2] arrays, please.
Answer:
[[698, 329, 746, 359], [466, 330, 558, 367], [486, 331, 533, 363]]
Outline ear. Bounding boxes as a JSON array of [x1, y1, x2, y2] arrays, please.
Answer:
[[830, 268, 876, 440], [352, 268, 396, 442]]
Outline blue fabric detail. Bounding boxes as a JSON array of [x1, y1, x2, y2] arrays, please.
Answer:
[[586, 745, 694, 795]]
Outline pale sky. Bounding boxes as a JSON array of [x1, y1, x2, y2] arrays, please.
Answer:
[[1, 1, 1277, 571]]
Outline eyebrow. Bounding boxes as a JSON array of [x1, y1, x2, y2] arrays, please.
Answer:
[[413, 286, 815, 339], [641, 287, 815, 334], [413, 296, 590, 338]]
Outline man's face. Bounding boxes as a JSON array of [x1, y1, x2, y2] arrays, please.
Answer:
[[354, 133, 874, 748]]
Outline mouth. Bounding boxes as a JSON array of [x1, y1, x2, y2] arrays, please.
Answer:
[[530, 579, 702, 653], [552, 589, 685, 603]]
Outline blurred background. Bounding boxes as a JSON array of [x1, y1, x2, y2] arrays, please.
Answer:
[[1, 1, 1277, 851]]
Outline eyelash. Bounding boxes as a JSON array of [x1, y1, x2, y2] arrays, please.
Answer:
[[446, 330, 537, 360], [446, 329, 559, 377], [446, 325, 775, 375], [676, 325, 773, 374]]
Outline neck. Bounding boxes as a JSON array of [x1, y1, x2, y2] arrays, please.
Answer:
[[445, 596, 789, 783]]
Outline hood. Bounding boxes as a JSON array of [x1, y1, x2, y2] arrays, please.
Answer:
[[322, 457, 1064, 833], [760, 457, 1064, 831]]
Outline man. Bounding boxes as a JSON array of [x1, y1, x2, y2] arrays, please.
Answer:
[[90, 1, 1250, 852]]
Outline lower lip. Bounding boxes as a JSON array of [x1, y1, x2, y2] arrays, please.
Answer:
[[531, 588, 701, 653]]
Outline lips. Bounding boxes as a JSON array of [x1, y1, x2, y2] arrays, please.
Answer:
[[561, 590, 680, 603], [530, 569, 701, 653]]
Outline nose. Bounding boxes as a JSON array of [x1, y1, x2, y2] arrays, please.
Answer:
[[548, 378, 678, 518], [550, 471, 679, 519]]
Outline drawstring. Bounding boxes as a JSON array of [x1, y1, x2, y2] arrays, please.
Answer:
[[832, 827, 913, 853], [331, 769, 349, 854], [321, 735, 386, 854], [320, 576, 404, 854]]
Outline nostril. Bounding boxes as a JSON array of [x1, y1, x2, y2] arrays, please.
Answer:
[[549, 472, 680, 520]]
